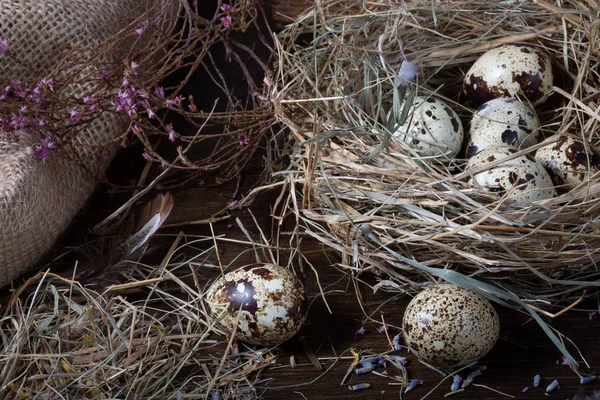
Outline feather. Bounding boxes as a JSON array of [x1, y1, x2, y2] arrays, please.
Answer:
[[118, 192, 174, 256], [55, 192, 174, 289]]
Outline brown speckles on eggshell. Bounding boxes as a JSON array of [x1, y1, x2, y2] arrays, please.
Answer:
[[393, 95, 464, 159], [535, 135, 600, 189], [468, 98, 540, 157], [401, 284, 500, 368], [206, 264, 307, 346], [467, 147, 557, 203], [463, 44, 553, 107]]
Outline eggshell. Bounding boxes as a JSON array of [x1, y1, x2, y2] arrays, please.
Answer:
[[206, 264, 307, 346], [463, 44, 553, 107], [402, 284, 499, 368], [393, 95, 464, 158], [467, 98, 540, 158], [535, 134, 600, 190], [466, 147, 557, 203]]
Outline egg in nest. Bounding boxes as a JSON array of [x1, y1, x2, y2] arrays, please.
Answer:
[[393, 95, 464, 159], [467, 98, 540, 158], [535, 134, 600, 190], [466, 147, 557, 203], [402, 284, 500, 368], [206, 264, 307, 346], [463, 44, 553, 107]]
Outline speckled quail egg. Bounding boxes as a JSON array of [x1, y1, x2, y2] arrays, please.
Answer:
[[206, 263, 307, 346], [466, 98, 540, 158], [464, 44, 553, 107], [402, 284, 499, 368], [466, 147, 557, 203], [535, 134, 600, 190], [393, 95, 464, 158]]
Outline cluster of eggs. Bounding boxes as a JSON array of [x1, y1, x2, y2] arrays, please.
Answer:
[[394, 44, 600, 202]]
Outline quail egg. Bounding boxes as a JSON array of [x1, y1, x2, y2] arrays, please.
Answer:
[[402, 284, 500, 368], [393, 95, 464, 159], [535, 134, 600, 190], [206, 263, 307, 346], [466, 147, 557, 203], [466, 98, 540, 158], [464, 44, 553, 107]]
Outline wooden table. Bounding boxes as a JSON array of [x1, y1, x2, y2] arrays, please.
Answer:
[[26, 2, 600, 399]]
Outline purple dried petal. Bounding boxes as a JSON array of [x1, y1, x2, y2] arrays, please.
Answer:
[[165, 95, 184, 107], [154, 86, 165, 99], [0, 37, 8, 53], [34, 136, 56, 162], [166, 123, 176, 142], [69, 108, 82, 123], [135, 20, 149, 36], [355, 326, 367, 336], [220, 15, 233, 29]]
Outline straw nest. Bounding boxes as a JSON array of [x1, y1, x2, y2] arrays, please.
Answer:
[[267, 1, 600, 303]]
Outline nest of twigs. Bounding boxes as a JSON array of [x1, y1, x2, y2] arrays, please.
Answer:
[[267, 2, 600, 314]]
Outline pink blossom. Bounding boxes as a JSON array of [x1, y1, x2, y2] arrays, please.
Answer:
[[589, 311, 598, 320], [0, 37, 8, 53], [131, 124, 143, 135], [237, 133, 250, 146], [69, 108, 82, 123], [376, 324, 389, 333], [135, 20, 149, 36], [355, 326, 366, 336], [165, 95, 184, 107], [220, 3, 233, 12], [34, 136, 56, 162], [166, 123, 176, 142], [220, 15, 233, 29], [154, 86, 165, 99], [38, 78, 54, 91]]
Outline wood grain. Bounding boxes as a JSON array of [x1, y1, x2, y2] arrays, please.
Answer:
[[26, 2, 600, 399]]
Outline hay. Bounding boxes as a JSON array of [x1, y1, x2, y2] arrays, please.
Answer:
[[0, 232, 280, 399], [264, 0, 600, 369]]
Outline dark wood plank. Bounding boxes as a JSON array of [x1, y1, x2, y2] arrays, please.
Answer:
[[18, 2, 600, 398]]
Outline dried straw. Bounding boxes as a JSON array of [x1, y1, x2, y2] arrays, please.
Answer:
[[0, 231, 280, 399], [263, 0, 600, 371]]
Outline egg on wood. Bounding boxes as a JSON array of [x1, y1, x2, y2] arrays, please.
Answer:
[[393, 95, 464, 159], [466, 147, 557, 203], [206, 264, 307, 346], [402, 284, 500, 368], [467, 98, 540, 158], [463, 44, 553, 107], [535, 134, 600, 190]]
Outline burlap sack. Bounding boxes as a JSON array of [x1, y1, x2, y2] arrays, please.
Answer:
[[0, 0, 180, 287]]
